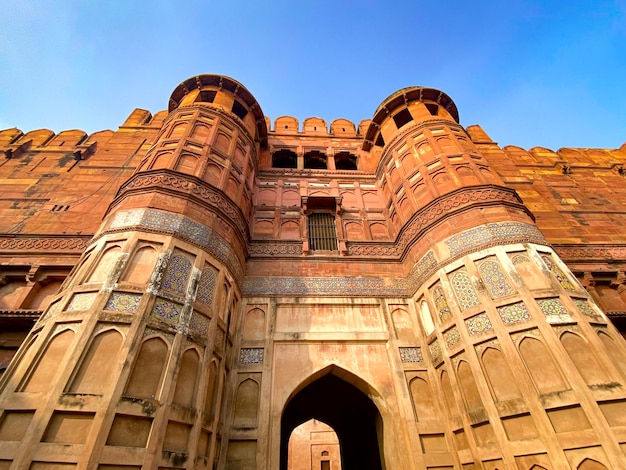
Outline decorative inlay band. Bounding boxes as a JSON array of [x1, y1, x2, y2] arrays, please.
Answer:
[[243, 221, 548, 297], [445, 222, 544, 256], [112, 170, 249, 241], [243, 275, 407, 297], [104, 208, 243, 279]]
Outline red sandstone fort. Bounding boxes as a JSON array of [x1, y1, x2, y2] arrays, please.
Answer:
[[1, 74, 626, 469]]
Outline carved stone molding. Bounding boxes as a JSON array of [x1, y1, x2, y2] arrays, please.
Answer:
[[554, 245, 626, 262], [0, 236, 90, 253], [247, 241, 303, 256], [100, 208, 244, 280], [110, 170, 249, 243], [243, 221, 550, 297], [347, 185, 536, 257]]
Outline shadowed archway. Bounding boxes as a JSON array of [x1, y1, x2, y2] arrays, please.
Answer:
[[280, 367, 384, 470]]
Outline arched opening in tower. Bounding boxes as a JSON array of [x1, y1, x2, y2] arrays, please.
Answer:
[[287, 419, 342, 470], [280, 372, 384, 470]]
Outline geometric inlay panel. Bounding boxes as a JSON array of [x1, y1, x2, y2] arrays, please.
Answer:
[[573, 298, 603, 321], [107, 207, 243, 280], [541, 255, 576, 291], [189, 310, 211, 338], [466, 313, 493, 335], [497, 302, 531, 324], [429, 339, 442, 363], [151, 298, 183, 324], [450, 270, 479, 311], [162, 250, 193, 295], [479, 259, 516, 299], [66, 292, 97, 311], [537, 298, 572, 323], [444, 327, 461, 348], [432, 285, 453, 323], [510, 253, 531, 265], [239, 348, 264, 365], [104, 292, 142, 312], [196, 265, 218, 305], [399, 347, 423, 363]]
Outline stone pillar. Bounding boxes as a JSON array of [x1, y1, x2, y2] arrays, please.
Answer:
[[0, 75, 266, 470], [364, 87, 626, 469]]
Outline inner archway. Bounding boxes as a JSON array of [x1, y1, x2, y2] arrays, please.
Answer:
[[288, 419, 341, 470], [281, 369, 384, 470]]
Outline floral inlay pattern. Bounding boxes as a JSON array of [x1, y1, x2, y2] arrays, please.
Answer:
[[573, 298, 603, 321], [104, 292, 142, 312], [541, 255, 576, 291], [152, 298, 182, 324], [445, 327, 461, 348], [497, 302, 531, 324], [450, 270, 479, 311], [537, 298, 572, 323], [67, 292, 97, 311], [466, 313, 493, 335], [432, 285, 453, 322], [479, 259, 516, 299]]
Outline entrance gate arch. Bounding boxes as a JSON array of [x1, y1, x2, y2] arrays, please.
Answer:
[[280, 366, 385, 470]]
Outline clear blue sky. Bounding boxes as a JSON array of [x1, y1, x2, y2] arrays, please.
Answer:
[[1, 0, 625, 150]]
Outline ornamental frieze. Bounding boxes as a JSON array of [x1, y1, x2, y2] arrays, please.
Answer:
[[112, 170, 250, 242], [0, 236, 90, 252], [347, 185, 532, 257]]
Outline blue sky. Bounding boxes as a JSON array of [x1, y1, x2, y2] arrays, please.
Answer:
[[1, 0, 625, 150]]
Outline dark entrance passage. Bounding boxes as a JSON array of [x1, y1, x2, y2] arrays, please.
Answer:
[[281, 370, 384, 470]]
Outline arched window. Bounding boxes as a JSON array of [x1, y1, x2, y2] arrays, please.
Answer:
[[272, 149, 297, 168], [304, 150, 327, 169], [334, 151, 358, 170]]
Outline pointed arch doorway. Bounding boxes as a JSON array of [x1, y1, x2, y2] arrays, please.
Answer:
[[281, 367, 385, 470]]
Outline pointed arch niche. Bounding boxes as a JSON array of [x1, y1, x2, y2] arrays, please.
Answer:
[[280, 365, 384, 470]]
